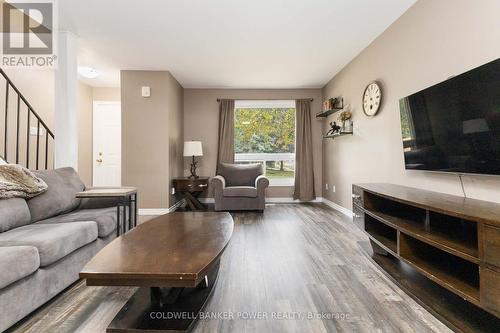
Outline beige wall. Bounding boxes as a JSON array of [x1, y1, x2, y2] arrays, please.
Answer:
[[77, 82, 93, 185], [322, 0, 500, 211], [167, 75, 184, 205], [2, 69, 54, 129], [183, 89, 323, 198], [93, 87, 121, 101], [121, 70, 183, 209]]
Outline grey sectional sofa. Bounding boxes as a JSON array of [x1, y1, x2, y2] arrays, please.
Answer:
[[0, 167, 120, 332]]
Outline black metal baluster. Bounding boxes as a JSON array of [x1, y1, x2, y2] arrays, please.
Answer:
[[36, 119, 40, 170], [4, 83, 9, 161], [16, 95, 20, 164], [26, 110, 30, 168], [45, 130, 48, 169]]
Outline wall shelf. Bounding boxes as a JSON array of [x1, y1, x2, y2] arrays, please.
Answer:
[[323, 131, 353, 139], [316, 108, 343, 118], [316, 97, 344, 118]]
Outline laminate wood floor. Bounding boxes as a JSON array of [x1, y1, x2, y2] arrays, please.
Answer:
[[8, 204, 451, 333]]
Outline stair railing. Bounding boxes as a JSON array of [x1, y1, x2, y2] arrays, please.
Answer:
[[0, 68, 54, 170]]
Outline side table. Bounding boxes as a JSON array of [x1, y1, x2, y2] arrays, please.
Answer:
[[172, 177, 209, 211], [76, 187, 138, 236]]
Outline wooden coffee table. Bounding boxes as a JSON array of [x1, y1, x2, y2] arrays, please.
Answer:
[[80, 212, 234, 333]]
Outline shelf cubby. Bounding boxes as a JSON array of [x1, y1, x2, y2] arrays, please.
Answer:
[[361, 191, 479, 261], [364, 215, 397, 253], [399, 233, 480, 303]]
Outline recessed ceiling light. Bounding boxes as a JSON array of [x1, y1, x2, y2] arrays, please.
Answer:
[[78, 66, 100, 79]]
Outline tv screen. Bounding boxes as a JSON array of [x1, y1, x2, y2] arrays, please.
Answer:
[[399, 58, 500, 176]]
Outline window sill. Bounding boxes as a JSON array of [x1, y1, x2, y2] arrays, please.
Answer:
[[268, 179, 294, 187]]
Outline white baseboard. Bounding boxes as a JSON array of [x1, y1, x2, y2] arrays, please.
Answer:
[[265, 197, 324, 203], [321, 198, 353, 217], [143, 197, 352, 218], [199, 197, 324, 204], [138, 199, 186, 216]]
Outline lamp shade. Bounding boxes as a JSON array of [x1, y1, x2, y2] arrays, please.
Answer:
[[183, 141, 203, 157]]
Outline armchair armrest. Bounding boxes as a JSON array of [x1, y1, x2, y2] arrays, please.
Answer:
[[211, 175, 226, 190], [211, 175, 226, 200], [255, 175, 269, 196]]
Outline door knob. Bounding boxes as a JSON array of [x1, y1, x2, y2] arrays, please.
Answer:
[[96, 158, 103, 163]]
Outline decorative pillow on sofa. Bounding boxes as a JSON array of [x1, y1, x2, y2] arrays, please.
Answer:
[[0, 164, 48, 199], [27, 167, 85, 223]]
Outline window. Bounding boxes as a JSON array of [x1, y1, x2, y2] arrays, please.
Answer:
[[234, 100, 295, 186]]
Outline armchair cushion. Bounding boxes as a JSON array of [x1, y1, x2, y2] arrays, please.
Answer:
[[223, 186, 257, 198], [218, 163, 263, 187]]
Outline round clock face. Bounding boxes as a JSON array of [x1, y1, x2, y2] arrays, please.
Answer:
[[362, 81, 382, 116]]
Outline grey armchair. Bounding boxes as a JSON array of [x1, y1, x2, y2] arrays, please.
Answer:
[[211, 163, 269, 211]]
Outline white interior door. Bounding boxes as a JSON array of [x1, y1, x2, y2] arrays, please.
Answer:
[[93, 101, 121, 187]]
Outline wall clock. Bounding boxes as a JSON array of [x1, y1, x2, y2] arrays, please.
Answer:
[[362, 81, 382, 116]]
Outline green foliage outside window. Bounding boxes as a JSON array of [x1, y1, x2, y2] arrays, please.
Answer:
[[235, 108, 295, 153]]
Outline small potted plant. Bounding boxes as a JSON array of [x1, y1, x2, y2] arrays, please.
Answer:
[[338, 110, 352, 132]]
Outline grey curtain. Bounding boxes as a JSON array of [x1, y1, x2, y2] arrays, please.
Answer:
[[293, 99, 315, 201], [217, 99, 235, 169]]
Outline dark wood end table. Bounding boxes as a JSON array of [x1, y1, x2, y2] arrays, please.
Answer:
[[76, 187, 138, 236], [172, 177, 209, 211]]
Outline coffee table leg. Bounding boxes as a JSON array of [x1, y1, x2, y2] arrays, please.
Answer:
[[107, 260, 221, 333], [116, 199, 121, 237], [128, 195, 133, 231]]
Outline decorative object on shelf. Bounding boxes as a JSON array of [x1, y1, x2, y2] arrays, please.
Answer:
[[183, 141, 203, 179], [338, 110, 352, 131], [326, 121, 342, 136], [323, 97, 337, 111], [362, 81, 382, 116], [316, 97, 344, 118]]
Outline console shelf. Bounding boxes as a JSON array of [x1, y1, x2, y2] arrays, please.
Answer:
[[352, 183, 500, 332]]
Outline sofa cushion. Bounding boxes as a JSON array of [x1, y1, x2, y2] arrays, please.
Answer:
[[218, 163, 263, 186], [0, 222, 97, 267], [36, 207, 117, 238], [0, 198, 31, 232], [0, 246, 40, 289], [223, 186, 258, 198], [27, 167, 85, 222]]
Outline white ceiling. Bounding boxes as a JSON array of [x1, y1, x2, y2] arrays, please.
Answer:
[[59, 0, 416, 88]]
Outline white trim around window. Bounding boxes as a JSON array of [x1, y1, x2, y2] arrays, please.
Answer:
[[235, 100, 296, 109]]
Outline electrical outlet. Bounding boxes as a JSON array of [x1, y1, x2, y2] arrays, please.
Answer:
[[332, 185, 336, 193], [325, 183, 329, 191], [171, 187, 175, 195]]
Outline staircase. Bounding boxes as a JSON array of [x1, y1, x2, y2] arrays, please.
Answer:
[[0, 68, 54, 170]]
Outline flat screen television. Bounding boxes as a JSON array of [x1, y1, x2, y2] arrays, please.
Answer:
[[399, 58, 500, 176]]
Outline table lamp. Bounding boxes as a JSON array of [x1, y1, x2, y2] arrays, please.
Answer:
[[184, 141, 203, 179]]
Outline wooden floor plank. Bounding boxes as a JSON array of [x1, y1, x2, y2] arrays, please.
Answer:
[[8, 204, 451, 333]]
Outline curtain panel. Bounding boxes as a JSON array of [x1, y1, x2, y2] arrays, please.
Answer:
[[293, 99, 315, 201], [217, 99, 235, 170]]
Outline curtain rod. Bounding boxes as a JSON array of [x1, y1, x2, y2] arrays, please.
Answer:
[[216, 98, 313, 102]]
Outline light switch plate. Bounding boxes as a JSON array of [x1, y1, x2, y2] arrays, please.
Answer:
[[141, 86, 150, 97]]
